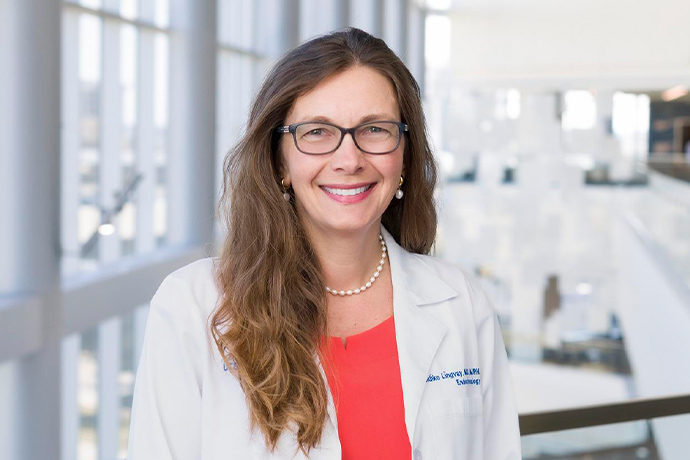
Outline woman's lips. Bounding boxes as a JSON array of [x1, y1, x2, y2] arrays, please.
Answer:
[[319, 183, 376, 204]]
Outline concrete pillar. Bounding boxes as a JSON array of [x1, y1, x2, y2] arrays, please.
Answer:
[[0, 1, 63, 459], [168, 0, 217, 247]]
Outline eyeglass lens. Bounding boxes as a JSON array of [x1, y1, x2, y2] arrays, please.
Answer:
[[294, 122, 402, 154]]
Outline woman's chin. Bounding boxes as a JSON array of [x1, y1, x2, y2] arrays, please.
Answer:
[[300, 214, 380, 237]]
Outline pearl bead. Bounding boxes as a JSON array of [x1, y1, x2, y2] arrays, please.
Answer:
[[346, 290, 353, 295], [354, 289, 360, 294], [366, 281, 371, 288]]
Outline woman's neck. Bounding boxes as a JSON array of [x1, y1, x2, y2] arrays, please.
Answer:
[[305, 221, 385, 292]]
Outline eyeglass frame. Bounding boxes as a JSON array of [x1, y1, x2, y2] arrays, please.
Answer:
[[275, 120, 409, 155]]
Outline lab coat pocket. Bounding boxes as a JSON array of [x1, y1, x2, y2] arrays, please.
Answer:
[[426, 396, 483, 460]]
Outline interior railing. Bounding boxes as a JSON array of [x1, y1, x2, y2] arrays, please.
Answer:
[[519, 392, 690, 435]]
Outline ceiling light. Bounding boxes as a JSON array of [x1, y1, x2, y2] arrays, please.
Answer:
[[662, 85, 688, 102]]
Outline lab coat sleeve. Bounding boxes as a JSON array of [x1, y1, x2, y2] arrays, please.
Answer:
[[467, 277, 522, 459], [127, 274, 207, 460]]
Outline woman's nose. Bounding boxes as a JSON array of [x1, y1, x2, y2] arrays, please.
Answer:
[[330, 133, 366, 173]]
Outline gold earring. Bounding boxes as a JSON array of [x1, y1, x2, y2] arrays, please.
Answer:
[[395, 176, 404, 199], [281, 179, 291, 201]]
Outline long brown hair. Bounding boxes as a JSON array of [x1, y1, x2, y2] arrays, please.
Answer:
[[211, 28, 438, 454]]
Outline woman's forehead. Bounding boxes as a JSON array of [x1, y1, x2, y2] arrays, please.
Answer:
[[285, 67, 400, 124]]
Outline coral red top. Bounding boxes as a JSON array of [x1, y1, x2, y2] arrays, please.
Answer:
[[321, 315, 411, 459]]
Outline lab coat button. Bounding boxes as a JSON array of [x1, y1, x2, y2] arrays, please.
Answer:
[[413, 448, 422, 460]]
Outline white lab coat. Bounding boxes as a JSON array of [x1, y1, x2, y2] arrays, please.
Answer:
[[127, 225, 522, 459]]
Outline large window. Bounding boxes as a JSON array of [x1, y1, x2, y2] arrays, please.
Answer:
[[215, 0, 278, 240], [62, 0, 171, 275], [61, 2, 170, 459]]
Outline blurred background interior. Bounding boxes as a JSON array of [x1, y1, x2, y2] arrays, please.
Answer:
[[1, 0, 690, 459]]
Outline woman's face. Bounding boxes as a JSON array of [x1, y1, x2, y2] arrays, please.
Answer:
[[279, 66, 405, 238]]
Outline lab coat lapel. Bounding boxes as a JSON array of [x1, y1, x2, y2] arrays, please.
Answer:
[[317, 355, 339, 432], [381, 225, 458, 446]]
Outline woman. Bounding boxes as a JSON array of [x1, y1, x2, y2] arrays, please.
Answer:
[[128, 28, 521, 459]]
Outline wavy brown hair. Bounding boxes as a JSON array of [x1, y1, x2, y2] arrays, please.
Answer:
[[211, 28, 438, 455]]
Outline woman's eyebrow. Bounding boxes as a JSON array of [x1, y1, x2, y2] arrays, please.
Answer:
[[294, 113, 398, 124], [358, 113, 397, 124]]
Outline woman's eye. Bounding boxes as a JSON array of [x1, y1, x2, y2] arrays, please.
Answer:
[[364, 125, 390, 135], [308, 129, 323, 136]]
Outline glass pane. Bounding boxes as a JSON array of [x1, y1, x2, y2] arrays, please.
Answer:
[[78, 13, 103, 264], [425, 15, 451, 69], [229, 0, 241, 47], [77, 327, 99, 460], [121, 24, 138, 256], [153, 33, 169, 246], [118, 310, 137, 458], [521, 415, 690, 459], [120, 0, 138, 20], [613, 92, 651, 158], [80, 0, 103, 9], [627, 191, 690, 300], [240, 0, 254, 49], [155, 0, 169, 28], [522, 421, 654, 458], [218, 0, 252, 49], [562, 90, 597, 131]]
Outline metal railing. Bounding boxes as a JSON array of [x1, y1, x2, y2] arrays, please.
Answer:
[[519, 392, 690, 435]]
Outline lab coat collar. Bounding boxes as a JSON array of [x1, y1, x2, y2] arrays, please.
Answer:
[[381, 224, 458, 446], [380, 225, 457, 306]]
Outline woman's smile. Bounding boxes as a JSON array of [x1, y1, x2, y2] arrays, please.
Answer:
[[319, 182, 377, 203]]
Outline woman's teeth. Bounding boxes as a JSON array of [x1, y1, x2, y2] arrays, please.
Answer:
[[322, 184, 373, 196]]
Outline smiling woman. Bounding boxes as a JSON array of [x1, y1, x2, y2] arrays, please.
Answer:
[[127, 27, 522, 460]]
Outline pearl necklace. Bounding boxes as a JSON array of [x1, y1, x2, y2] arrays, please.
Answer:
[[325, 233, 387, 296]]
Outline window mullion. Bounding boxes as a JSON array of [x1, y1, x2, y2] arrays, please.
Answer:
[[136, 29, 156, 253], [97, 316, 122, 460], [60, 333, 81, 460]]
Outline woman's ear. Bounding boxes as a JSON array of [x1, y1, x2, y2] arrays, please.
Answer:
[[275, 144, 288, 181], [278, 156, 290, 186]]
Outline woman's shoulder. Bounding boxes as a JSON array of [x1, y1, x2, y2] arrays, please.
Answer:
[[152, 257, 221, 320], [166, 256, 219, 285]]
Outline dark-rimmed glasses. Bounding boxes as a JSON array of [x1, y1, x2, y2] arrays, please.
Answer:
[[275, 120, 409, 155]]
